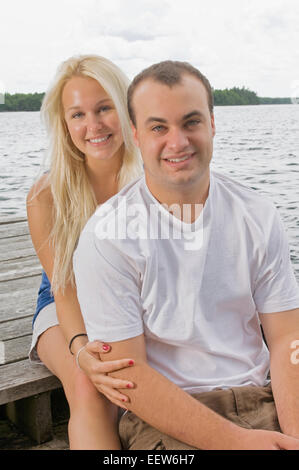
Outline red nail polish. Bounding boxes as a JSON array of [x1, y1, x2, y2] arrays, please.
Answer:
[[102, 344, 110, 351], [126, 383, 133, 389], [128, 360, 134, 365]]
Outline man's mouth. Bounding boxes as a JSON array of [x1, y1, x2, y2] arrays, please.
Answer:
[[162, 153, 194, 166]]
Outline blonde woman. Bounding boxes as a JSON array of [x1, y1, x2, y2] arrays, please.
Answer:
[[26, 55, 143, 449]]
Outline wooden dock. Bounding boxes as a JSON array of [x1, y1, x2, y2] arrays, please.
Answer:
[[0, 216, 68, 450], [0, 216, 41, 365]]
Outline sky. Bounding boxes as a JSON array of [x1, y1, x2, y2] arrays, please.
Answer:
[[1, 0, 299, 98]]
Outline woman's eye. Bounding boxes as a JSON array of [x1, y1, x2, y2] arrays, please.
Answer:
[[98, 106, 111, 113], [72, 112, 83, 119]]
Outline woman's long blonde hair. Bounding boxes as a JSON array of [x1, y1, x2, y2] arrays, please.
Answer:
[[37, 55, 143, 294]]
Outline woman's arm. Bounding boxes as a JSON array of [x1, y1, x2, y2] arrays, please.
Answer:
[[26, 176, 134, 406], [26, 176, 86, 343]]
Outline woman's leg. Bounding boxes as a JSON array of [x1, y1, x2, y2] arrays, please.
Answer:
[[36, 325, 121, 450]]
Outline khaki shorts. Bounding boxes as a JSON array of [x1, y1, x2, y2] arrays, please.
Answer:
[[119, 384, 280, 450]]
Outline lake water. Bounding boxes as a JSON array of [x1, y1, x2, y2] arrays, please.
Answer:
[[0, 105, 298, 279]]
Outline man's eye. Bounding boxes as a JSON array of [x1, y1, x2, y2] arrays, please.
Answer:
[[152, 125, 165, 132], [186, 120, 200, 127]]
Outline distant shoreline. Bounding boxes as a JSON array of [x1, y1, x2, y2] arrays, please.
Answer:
[[0, 88, 292, 112]]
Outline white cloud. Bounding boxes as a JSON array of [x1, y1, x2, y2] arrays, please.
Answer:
[[1, 0, 299, 96]]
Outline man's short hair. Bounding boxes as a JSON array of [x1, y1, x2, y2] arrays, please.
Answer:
[[127, 60, 214, 126]]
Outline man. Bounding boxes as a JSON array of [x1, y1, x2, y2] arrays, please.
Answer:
[[73, 61, 299, 450]]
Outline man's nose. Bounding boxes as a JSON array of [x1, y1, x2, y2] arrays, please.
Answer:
[[166, 128, 189, 151]]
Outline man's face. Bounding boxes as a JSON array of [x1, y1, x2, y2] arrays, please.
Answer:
[[131, 74, 216, 195]]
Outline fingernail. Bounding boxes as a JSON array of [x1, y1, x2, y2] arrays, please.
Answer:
[[102, 344, 110, 351], [122, 398, 128, 402], [128, 360, 134, 365], [126, 383, 134, 389]]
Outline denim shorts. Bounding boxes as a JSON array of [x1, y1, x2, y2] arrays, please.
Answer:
[[29, 270, 57, 363], [32, 270, 55, 326]]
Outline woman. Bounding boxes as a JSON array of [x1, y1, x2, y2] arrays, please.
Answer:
[[26, 55, 143, 449]]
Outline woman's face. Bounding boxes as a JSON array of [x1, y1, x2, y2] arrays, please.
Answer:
[[62, 75, 124, 164]]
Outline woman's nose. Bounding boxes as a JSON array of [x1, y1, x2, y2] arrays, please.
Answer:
[[86, 113, 104, 133]]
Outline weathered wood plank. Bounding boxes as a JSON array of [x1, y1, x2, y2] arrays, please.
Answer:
[[0, 216, 27, 225], [0, 221, 29, 239], [0, 234, 35, 261], [0, 335, 32, 365], [0, 233, 32, 248], [0, 295, 38, 323], [0, 258, 41, 281], [6, 392, 54, 444], [0, 317, 33, 341], [0, 275, 41, 323], [0, 252, 39, 267], [0, 299, 37, 323], [0, 273, 41, 295], [0, 249, 36, 263], [0, 359, 61, 405]]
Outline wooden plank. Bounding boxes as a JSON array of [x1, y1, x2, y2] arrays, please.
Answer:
[[0, 233, 32, 248], [0, 335, 33, 365], [0, 249, 36, 262], [0, 299, 37, 323], [0, 273, 41, 295], [0, 317, 33, 341], [0, 217, 28, 225], [0, 216, 27, 225], [0, 258, 41, 282], [0, 293, 38, 323], [0, 276, 41, 323], [0, 221, 29, 239], [0, 359, 61, 405], [0, 234, 35, 261]]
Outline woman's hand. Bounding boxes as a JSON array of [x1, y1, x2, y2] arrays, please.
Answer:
[[76, 340, 135, 409]]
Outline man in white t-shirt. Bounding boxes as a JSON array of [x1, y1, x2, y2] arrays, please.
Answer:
[[73, 61, 299, 450]]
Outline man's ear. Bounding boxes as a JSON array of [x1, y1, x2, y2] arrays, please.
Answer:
[[211, 113, 216, 137], [130, 121, 140, 147]]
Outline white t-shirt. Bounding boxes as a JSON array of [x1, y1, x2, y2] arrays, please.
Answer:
[[73, 170, 299, 393]]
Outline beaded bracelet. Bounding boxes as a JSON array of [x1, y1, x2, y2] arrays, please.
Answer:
[[69, 333, 88, 355]]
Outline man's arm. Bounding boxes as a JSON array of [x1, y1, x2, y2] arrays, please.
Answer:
[[74, 228, 299, 449], [100, 333, 299, 450], [259, 308, 299, 438]]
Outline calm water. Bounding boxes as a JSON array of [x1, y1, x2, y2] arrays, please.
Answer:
[[1, 105, 298, 279]]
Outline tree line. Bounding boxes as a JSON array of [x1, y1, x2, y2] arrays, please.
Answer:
[[0, 92, 45, 111], [213, 87, 291, 105], [0, 88, 291, 112]]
